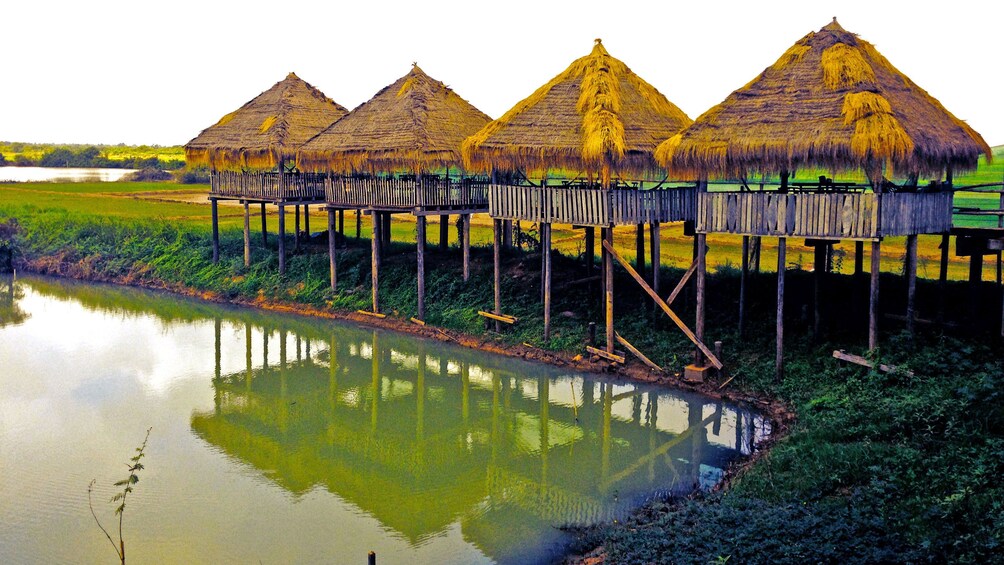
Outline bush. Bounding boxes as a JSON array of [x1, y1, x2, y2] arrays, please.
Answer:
[[174, 167, 210, 184], [121, 168, 173, 182]]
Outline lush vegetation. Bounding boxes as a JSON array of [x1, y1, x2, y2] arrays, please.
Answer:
[[0, 141, 184, 170]]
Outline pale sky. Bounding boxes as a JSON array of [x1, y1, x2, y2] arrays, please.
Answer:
[[2, 0, 1001, 147]]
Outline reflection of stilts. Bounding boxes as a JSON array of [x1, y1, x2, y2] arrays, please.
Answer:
[[461, 361, 470, 424], [371, 331, 379, 432], [539, 376, 549, 492]]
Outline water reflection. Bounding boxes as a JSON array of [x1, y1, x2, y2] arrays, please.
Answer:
[[0, 166, 136, 183], [0, 274, 29, 328], [192, 317, 769, 563]]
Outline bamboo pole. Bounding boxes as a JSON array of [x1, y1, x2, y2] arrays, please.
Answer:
[[776, 237, 786, 383], [417, 216, 426, 321], [278, 205, 286, 275], [543, 223, 552, 341], [211, 198, 220, 264], [328, 209, 337, 292], [906, 234, 917, 337], [243, 201, 251, 267], [869, 240, 881, 351]]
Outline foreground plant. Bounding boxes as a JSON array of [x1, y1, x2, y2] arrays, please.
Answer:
[[88, 427, 152, 565]]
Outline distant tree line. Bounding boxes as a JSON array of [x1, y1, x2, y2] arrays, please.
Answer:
[[2, 146, 185, 170]]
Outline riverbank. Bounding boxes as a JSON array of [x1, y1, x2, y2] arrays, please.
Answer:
[[2, 205, 1002, 563]]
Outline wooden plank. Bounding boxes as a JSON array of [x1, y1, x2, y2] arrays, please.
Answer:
[[409, 317, 426, 326], [832, 349, 913, 376], [615, 332, 663, 371], [478, 310, 517, 324], [601, 240, 723, 369], [586, 345, 626, 364], [356, 309, 387, 319]]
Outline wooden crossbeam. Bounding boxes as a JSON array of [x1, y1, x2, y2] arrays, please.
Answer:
[[586, 345, 626, 364], [602, 240, 723, 369], [615, 332, 663, 372]]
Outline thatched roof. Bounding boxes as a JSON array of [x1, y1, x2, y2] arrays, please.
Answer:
[[462, 39, 692, 180], [185, 73, 348, 170], [656, 19, 992, 179], [297, 65, 491, 173]]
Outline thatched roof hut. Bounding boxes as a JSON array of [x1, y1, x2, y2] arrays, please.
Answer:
[[656, 19, 992, 180], [185, 72, 348, 170], [297, 64, 491, 174], [463, 39, 692, 183]]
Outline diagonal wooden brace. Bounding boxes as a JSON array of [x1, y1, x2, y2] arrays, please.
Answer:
[[602, 240, 723, 369]]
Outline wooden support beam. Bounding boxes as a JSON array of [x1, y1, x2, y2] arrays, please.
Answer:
[[278, 205, 286, 275], [478, 311, 517, 324], [905, 234, 917, 337], [211, 198, 220, 264], [739, 235, 749, 338], [356, 309, 386, 319], [304, 204, 310, 237], [615, 332, 662, 372], [696, 233, 707, 365], [650, 222, 661, 295], [869, 240, 881, 351], [813, 243, 826, 340], [260, 202, 267, 247], [586, 345, 626, 364], [776, 237, 786, 383], [355, 209, 361, 240], [584, 227, 594, 276], [938, 233, 949, 322], [493, 219, 502, 333], [635, 224, 645, 279], [294, 204, 301, 252], [603, 228, 614, 354], [243, 201, 251, 267], [439, 214, 449, 251], [543, 223, 552, 341], [417, 216, 426, 321], [371, 212, 381, 313], [666, 258, 698, 306], [601, 239, 723, 369], [462, 214, 470, 282], [833, 350, 913, 376], [854, 240, 864, 277], [338, 209, 344, 236], [328, 209, 337, 292]]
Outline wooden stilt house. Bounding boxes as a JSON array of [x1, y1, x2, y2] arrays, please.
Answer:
[[656, 19, 992, 379], [185, 73, 348, 274], [297, 64, 492, 319], [463, 39, 696, 356]]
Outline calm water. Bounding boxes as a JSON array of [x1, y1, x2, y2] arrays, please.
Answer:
[[0, 166, 136, 183], [0, 275, 769, 564]]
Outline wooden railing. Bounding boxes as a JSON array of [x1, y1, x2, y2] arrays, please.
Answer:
[[697, 191, 953, 238], [210, 171, 326, 202], [488, 185, 696, 226], [324, 177, 490, 210]]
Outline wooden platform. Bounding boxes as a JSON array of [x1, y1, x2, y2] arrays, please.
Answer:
[[698, 191, 953, 238], [210, 171, 326, 203], [325, 176, 490, 211], [488, 184, 696, 226]]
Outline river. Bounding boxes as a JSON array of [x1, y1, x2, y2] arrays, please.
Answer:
[[0, 167, 137, 183], [0, 275, 769, 564]]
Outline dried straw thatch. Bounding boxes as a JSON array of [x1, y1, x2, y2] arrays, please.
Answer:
[[185, 73, 348, 170], [657, 19, 992, 179], [297, 65, 491, 173], [462, 39, 692, 182]]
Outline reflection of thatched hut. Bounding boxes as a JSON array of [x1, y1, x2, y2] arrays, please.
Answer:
[[297, 64, 492, 319], [185, 72, 348, 273], [463, 39, 694, 353], [656, 19, 992, 379]]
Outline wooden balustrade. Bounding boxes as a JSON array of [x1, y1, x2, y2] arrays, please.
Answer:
[[697, 191, 953, 238], [488, 185, 696, 226], [324, 177, 489, 210], [210, 171, 326, 202]]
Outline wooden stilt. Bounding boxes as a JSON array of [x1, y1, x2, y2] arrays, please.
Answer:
[[604, 227, 614, 353], [278, 205, 286, 275], [243, 201, 251, 267], [260, 203, 267, 246], [650, 222, 661, 295], [493, 219, 502, 333], [462, 214, 470, 282], [970, 253, 984, 284], [585, 227, 594, 276], [355, 209, 361, 240], [338, 209, 344, 237], [439, 215, 449, 251], [304, 204, 310, 237], [696, 233, 707, 366], [417, 216, 426, 321], [383, 212, 391, 249], [854, 241, 864, 276], [813, 243, 826, 341], [543, 223, 552, 341], [869, 240, 881, 351], [294, 205, 301, 252], [751, 236, 761, 273], [739, 235, 748, 338], [636, 224, 645, 279], [372, 212, 381, 313], [938, 233, 949, 322], [328, 209, 337, 292], [211, 198, 220, 264], [776, 237, 786, 383], [502, 219, 513, 249], [906, 235, 917, 337]]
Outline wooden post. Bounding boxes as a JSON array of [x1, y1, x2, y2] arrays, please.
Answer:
[[869, 240, 881, 351], [355, 209, 361, 240], [462, 214, 470, 282], [211, 198, 220, 264], [260, 203, 267, 247], [739, 235, 748, 338], [417, 216, 426, 321], [439, 214, 449, 251], [696, 233, 707, 366], [278, 205, 286, 275], [493, 219, 502, 333], [585, 227, 595, 276], [604, 227, 614, 354], [813, 243, 826, 341], [650, 222, 661, 295], [635, 224, 645, 279], [543, 223, 552, 341], [906, 234, 917, 337], [502, 220, 513, 249], [776, 237, 786, 383], [371, 212, 381, 313], [970, 253, 983, 285], [294, 204, 301, 252], [338, 209, 344, 237], [383, 212, 391, 250], [304, 204, 310, 237], [854, 241, 864, 276], [938, 233, 949, 322], [327, 208, 337, 292], [243, 201, 251, 267]]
